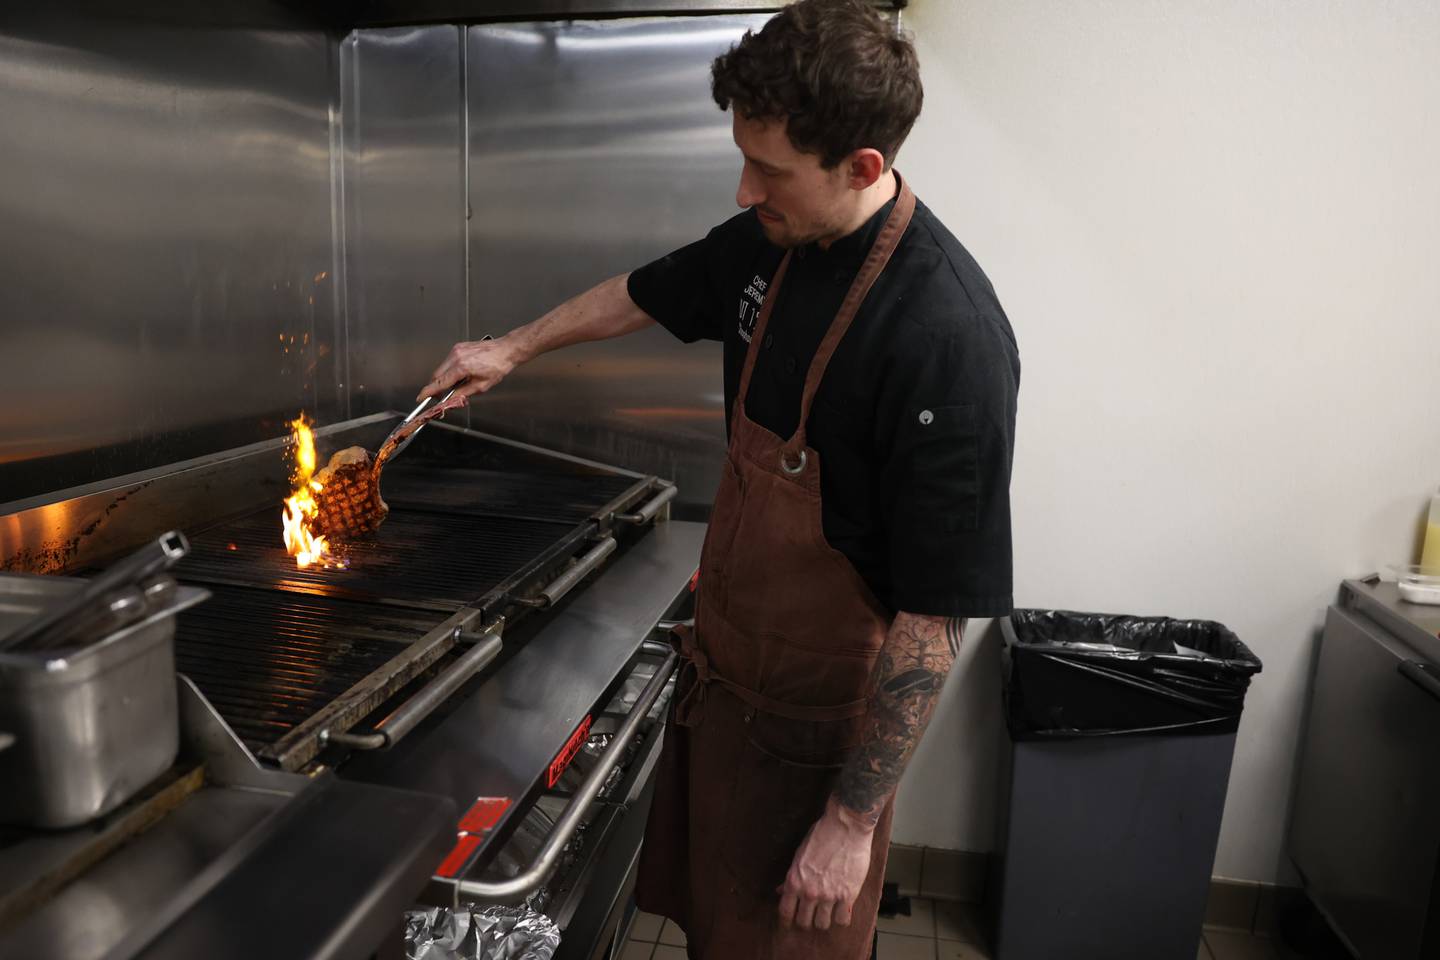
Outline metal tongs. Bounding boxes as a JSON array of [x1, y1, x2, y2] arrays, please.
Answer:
[[376, 335, 490, 465], [0, 531, 191, 653], [380, 388, 457, 463]]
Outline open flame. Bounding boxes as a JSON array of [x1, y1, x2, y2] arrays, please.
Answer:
[[281, 415, 343, 569]]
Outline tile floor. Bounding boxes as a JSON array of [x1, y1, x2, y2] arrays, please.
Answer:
[[622, 899, 1296, 959]]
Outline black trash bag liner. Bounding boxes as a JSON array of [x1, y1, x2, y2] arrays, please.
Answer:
[[1001, 609, 1262, 740]]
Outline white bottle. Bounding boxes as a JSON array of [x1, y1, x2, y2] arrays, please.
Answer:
[[1423, 487, 1440, 571]]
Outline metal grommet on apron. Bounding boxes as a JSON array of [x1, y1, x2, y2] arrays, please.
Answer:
[[636, 174, 918, 960]]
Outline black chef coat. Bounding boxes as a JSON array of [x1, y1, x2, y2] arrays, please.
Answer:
[[628, 194, 1019, 618]]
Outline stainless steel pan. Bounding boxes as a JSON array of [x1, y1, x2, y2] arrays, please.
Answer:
[[0, 574, 208, 828]]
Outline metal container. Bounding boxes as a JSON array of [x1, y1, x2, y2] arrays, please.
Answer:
[[0, 574, 208, 829]]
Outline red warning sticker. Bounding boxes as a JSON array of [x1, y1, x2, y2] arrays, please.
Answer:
[[458, 796, 512, 834], [547, 715, 593, 788], [435, 833, 484, 878]]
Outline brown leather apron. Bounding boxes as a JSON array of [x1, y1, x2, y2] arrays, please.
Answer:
[[636, 176, 917, 960]]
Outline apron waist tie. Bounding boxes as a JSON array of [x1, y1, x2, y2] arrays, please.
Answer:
[[669, 624, 870, 727]]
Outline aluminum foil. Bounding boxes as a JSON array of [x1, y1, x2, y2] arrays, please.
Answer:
[[405, 904, 560, 960], [525, 888, 550, 915]]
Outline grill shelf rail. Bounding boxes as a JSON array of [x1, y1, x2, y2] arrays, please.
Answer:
[[449, 640, 678, 902]]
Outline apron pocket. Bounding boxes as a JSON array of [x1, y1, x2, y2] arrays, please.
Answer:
[[720, 712, 862, 899]]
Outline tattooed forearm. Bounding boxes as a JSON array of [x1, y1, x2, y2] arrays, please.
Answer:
[[833, 612, 965, 827]]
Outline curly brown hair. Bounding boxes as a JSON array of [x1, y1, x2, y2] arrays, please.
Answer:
[[711, 0, 923, 169]]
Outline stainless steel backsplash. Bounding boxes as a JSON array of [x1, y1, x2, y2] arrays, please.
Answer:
[[460, 17, 764, 511], [0, 8, 763, 512], [0, 6, 343, 503], [339, 25, 468, 423]]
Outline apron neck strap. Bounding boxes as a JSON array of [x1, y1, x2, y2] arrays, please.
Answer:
[[795, 173, 915, 442], [733, 172, 917, 445]]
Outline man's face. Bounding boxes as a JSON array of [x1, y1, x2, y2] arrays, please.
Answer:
[[732, 114, 853, 249]]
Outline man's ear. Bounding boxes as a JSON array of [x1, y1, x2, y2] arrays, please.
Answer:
[[845, 149, 887, 191]]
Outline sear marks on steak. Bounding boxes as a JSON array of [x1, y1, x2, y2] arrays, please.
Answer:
[[312, 446, 389, 540]]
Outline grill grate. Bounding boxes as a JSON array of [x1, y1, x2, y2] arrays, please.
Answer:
[[169, 465, 634, 766], [379, 467, 641, 523], [181, 508, 580, 611], [174, 586, 448, 756]]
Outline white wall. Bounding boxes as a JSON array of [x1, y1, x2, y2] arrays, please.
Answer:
[[892, 0, 1440, 883]]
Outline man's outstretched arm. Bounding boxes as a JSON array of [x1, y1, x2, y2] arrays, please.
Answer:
[[418, 273, 655, 404], [778, 611, 963, 931]]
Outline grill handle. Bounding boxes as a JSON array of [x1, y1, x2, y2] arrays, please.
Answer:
[[450, 644, 679, 902], [616, 484, 677, 526], [323, 626, 504, 751], [512, 537, 617, 609]]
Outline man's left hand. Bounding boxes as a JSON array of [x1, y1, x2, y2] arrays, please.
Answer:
[[777, 796, 875, 931]]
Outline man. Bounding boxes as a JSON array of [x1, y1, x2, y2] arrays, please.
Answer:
[[419, 1, 1019, 956]]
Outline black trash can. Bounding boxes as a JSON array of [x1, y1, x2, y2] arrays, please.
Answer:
[[990, 609, 1263, 960]]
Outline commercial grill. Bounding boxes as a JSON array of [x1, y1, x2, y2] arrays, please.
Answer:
[[175, 460, 644, 770], [0, 412, 701, 960]]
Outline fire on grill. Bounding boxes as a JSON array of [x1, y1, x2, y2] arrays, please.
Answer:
[[281, 416, 388, 569], [281, 416, 339, 569]]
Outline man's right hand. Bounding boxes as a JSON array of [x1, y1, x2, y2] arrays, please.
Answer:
[[418, 336, 522, 404]]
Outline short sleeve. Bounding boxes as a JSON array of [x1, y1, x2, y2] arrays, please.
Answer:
[[627, 212, 755, 344], [880, 317, 1020, 618]]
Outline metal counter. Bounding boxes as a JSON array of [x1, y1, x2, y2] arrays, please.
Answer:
[[0, 776, 456, 960]]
